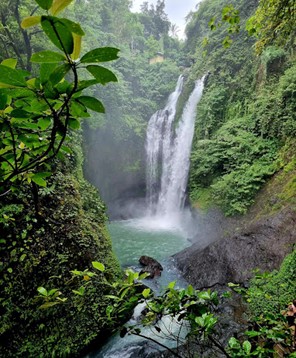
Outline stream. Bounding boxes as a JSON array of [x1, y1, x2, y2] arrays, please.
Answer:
[[88, 216, 192, 358]]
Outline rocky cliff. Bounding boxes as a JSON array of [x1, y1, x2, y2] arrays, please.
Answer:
[[175, 206, 295, 288], [175, 160, 296, 288]]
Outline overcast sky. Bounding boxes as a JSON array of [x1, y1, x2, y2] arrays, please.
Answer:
[[131, 0, 202, 38]]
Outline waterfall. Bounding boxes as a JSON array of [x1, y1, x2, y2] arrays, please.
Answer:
[[146, 76, 205, 219], [146, 75, 184, 213]]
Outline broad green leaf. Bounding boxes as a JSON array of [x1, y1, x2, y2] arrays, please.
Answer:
[[1, 59, 17, 69], [0, 93, 8, 110], [70, 269, 82, 276], [0, 88, 33, 98], [40, 63, 58, 84], [71, 34, 82, 60], [68, 117, 80, 129], [49, 64, 71, 85], [35, 0, 53, 10], [38, 117, 51, 130], [50, 0, 74, 15], [26, 78, 38, 89], [243, 340, 252, 354], [186, 284, 195, 296], [36, 171, 51, 178], [39, 301, 60, 309], [76, 96, 105, 113], [55, 80, 71, 94], [195, 316, 204, 327], [61, 145, 72, 154], [245, 330, 261, 337], [167, 281, 176, 289], [32, 173, 48, 187], [43, 82, 59, 99], [37, 287, 48, 296], [86, 65, 117, 85], [76, 79, 98, 91], [80, 47, 119, 63], [70, 101, 89, 118], [60, 19, 85, 36], [228, 337, 240, 349], [92, 261, 105, 272], [138, 272, 150, 280], [31, 51, 66, 63], [0, 83, 15, 89], [48, 289, 59, 296], [10, 109, 31, 118], [21, 16, 41, 29], [24, 99, 47, 113], [41, 16, 74, 54], [0, 65, 27, 87], [198, 291, 211, 300], [142, 288, 150, 298], [11, 119, 38, 130], [11, 99, 25, 108]]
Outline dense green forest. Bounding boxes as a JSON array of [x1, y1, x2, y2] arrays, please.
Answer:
[[184, 0, 296, 216], [80, 0, 182, 209], [0, 0, 295, 356]]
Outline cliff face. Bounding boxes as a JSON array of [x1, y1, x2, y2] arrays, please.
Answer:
[[175, 154, 296, 287], [174, 206, 295, 288]]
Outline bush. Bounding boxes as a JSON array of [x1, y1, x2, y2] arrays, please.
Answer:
[[247, 250, 296, 317]]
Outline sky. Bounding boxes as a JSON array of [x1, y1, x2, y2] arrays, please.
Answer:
[[131, 0, 201, 39]]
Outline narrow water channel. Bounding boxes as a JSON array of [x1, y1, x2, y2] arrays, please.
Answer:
[[88, 217, 191, 358]]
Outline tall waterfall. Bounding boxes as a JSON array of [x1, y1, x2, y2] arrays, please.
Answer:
[[146, 76, 205, 219]]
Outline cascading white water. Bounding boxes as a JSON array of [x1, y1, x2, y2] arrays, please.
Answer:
[[146, 76, 205, 220], [146, 75, 184, 214]]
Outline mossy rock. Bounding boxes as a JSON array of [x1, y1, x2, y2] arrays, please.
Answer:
[[0, 135, 121, 357]]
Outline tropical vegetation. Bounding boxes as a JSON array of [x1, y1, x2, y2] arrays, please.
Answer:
[[0, 0, 295, 356]]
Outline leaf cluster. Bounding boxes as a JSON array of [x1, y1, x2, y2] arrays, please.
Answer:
[[227, 250, 296, 357], [0, 0, 119, 193]]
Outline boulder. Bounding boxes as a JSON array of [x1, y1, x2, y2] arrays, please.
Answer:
[[174, 207, 296, 288], [139, 256, 163, 279]]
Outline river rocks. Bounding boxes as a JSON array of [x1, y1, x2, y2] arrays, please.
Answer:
[[174, 207, 296, 288], [139, 255, 163, 278]]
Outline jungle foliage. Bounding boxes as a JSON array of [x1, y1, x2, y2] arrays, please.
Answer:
[[69, 252, 296, 358], [227, 250, 296, 357], [0, 0, 295, 356], [78, 0, 182, 205], [186, 0, 296, 215], [0, 0, 122, 356]]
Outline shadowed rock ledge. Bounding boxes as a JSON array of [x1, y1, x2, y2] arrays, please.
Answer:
[[174, 207, 296, 288]]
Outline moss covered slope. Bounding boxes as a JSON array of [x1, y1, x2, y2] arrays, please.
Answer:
[[0, 134, 120, 357]]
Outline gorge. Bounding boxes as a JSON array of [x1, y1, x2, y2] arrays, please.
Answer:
[[0, 0, 295, 357]]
